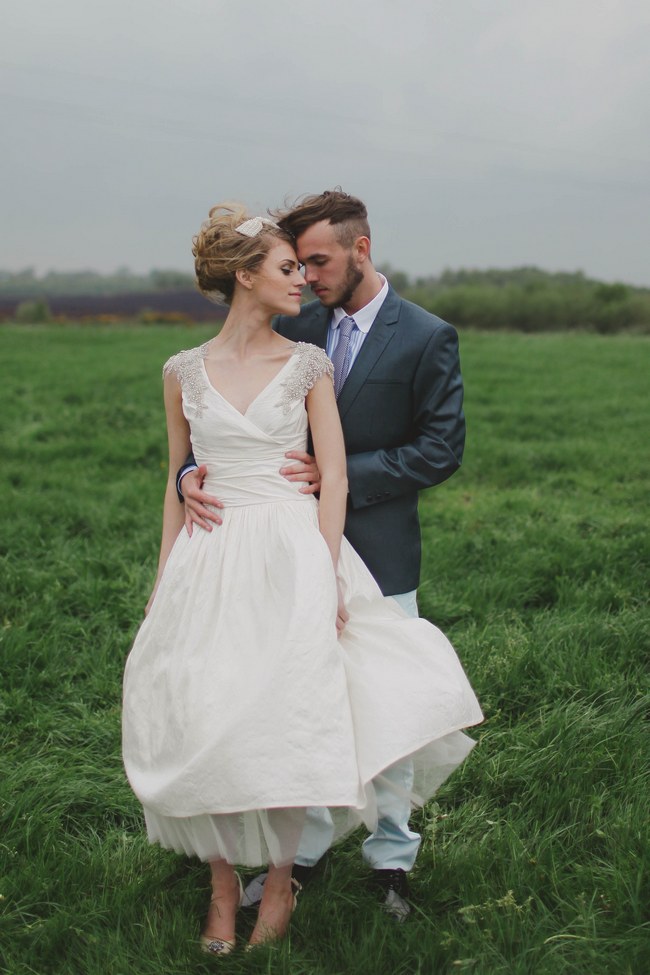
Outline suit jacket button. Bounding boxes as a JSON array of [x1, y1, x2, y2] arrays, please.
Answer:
[[366, 495, 373, 502]]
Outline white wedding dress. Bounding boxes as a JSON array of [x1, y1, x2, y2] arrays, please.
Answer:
[[122, 342, 483, 867]]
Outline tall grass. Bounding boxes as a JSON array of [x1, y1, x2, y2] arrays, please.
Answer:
[[1, 325, 648, 974]]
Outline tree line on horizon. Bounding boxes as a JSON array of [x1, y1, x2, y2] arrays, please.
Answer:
[[2, 265, 649, 333]]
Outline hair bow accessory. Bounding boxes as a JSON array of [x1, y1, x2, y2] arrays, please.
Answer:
[[235, 216, 277, 237]]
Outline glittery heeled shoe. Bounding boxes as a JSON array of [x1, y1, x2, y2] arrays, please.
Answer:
[[200, 872, 244, 956]]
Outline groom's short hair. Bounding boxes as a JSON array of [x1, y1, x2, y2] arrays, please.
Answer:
[[277, 190, 370, 248]]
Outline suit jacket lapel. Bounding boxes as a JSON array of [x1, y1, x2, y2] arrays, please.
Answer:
[[336, 287, 400, 419]]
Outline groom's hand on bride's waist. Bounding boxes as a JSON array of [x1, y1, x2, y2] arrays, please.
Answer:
[[280, 451, 321, 494], [181, 465, 224, 536]]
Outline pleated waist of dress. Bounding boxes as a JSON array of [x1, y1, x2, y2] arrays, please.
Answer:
[[201, 471, 317, 508]]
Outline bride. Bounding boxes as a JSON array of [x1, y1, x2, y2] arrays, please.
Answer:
[[122, 204, 482, 954]]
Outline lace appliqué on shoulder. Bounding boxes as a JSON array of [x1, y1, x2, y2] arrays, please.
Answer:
[[277, 343, 334, 413], [163, 343, 210, 415]]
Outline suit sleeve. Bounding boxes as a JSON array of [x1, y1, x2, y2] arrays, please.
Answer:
[[346, 323, 465, 509], [176, 452, 197, 502]]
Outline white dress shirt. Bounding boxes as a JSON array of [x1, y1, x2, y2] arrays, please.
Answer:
[[325, 275, 389, 369]]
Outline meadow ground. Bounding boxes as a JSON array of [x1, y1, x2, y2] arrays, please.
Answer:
[[1, 325, 648, 975]]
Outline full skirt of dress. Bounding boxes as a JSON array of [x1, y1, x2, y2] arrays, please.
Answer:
[[123, 498, 482, 866]]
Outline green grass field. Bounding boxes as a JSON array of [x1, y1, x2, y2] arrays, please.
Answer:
[[1, 325, 648, 975]]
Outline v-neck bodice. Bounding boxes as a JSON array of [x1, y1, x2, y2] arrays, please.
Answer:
[[200, 349, 296, 418], [163, 342, 334, 507]]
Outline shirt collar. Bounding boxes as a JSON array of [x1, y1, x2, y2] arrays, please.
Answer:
[[330, 274, 389, 334]]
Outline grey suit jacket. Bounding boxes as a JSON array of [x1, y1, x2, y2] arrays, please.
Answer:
[[274, 286, 465, 595]]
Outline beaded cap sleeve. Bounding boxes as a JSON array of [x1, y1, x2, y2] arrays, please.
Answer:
[[162, 344, 209, 415], [278, 343, 334, 413]]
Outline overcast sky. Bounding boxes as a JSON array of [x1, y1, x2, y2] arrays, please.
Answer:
[[2, 0, 649, 284]]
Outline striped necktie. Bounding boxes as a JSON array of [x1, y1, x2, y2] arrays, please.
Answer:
[[331, 316, 356, 398]]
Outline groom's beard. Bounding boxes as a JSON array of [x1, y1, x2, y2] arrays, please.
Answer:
[[316, 256, 364, 309]]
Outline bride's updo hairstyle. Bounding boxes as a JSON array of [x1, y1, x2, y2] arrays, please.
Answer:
[[192, 203, 294, 304]]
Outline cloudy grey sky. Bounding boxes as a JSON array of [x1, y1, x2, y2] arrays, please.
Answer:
[[2, 0, 649, 284]]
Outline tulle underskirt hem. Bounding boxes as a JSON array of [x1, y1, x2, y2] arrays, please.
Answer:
[[142, 729, 477, 866]]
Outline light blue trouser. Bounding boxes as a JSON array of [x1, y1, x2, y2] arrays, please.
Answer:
[[295, 589, 421, 872]]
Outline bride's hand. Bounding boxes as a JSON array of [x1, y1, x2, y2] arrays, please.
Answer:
[[336, 581, 349, 636]]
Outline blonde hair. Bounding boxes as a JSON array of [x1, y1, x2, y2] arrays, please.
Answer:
[[192, 203, 294, 304]]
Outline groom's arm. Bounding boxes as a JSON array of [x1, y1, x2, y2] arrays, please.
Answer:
[[346, 322, 465, 509], [176, 453, 198, 502]]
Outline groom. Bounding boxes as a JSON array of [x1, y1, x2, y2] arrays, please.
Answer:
[[178, 190, 465, 918]]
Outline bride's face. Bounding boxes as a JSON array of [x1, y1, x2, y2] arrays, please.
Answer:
[[249, 240, 306, 316]]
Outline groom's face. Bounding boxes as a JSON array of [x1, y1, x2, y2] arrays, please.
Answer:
[[296, 220, 363, 309]]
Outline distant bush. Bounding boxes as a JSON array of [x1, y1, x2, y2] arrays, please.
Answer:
[[402, 270, 650, 333], [14, 299, 52, 323], [0, 266, 194, 297]]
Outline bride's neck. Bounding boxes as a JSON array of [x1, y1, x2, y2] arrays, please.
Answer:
[[217, 293, 275, 351]]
